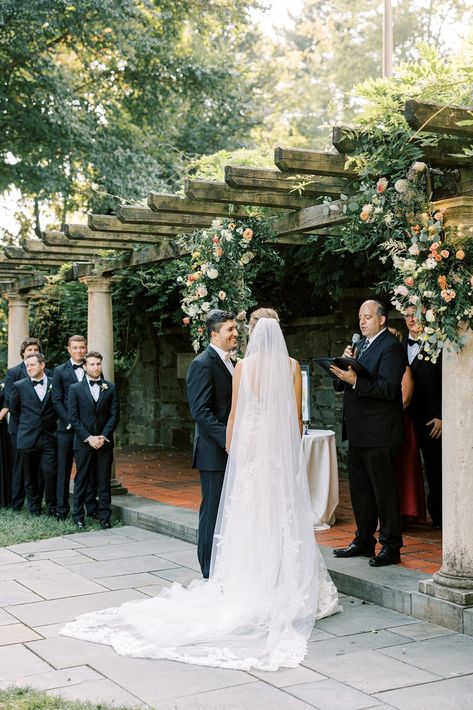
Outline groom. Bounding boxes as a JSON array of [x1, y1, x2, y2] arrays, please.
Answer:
[[186, 309, 238, 578]]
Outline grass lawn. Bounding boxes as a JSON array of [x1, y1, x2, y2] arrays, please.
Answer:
[[0, 687, 135, 709], [0, 508, 121, 547]]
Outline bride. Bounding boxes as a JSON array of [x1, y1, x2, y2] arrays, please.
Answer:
[[62, 308, 340, 671]]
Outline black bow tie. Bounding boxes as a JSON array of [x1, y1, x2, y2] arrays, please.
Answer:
[[89, 380, 100, 386], [407, 338, 419, 347], [32, 379, 44, 387], [72, 363, 83, 370]]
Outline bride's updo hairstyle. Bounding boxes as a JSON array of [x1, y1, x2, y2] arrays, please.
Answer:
[[248, 308, 279, 335]]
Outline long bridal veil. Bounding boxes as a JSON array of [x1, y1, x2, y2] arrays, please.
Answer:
[[61, 318, 340, 671]]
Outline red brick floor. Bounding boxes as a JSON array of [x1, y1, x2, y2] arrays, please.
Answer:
[[115, 446, 442, 575]]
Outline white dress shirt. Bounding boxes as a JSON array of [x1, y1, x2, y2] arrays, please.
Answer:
[[87, 378, 101, 402], [71, 359, 85, 381], [407, 338, 421, 365], [210, 343, 234, 375], [32, 374, 48, 401]]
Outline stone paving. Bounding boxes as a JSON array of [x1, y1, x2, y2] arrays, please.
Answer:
[[1, 525, 472, 709], [115, 446, 442, 574]]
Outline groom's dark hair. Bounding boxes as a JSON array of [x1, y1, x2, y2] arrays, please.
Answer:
[[205, 309, 236, 337]]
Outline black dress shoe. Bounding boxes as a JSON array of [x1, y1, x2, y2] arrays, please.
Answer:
[[369, 547, 401, 567], [333, 542, 375, 558], [100, 520, 112, 530]]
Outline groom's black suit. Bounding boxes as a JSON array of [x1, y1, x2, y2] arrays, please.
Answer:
[[335, 329, 406, 551], [187, 345, 233, 577]]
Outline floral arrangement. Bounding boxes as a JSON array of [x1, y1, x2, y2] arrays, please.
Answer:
[[343, 161, 473, 362], [179, 217, 277, 352]]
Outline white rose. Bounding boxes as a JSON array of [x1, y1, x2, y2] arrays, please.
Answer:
[[408, 243, 420, 256], [423, 258, 437, 270], [425, 309, 435, 322], [423, 290, 434, 298], [201, 301, 211, 312], [218, 290, 226, 300], [200, 262, 209, 275], [212, 219, 222, 229], [394, 179, 409, 194], [196, 285, 208, 297], [207, 268, 219, 279], [221, 229, 233, 242], [394, 285, 409, 296], [408, 295, 419, 304], [412, 161, 427, 172]]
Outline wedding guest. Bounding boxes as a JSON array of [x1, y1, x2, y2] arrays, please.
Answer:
[[330, 300, 406, 566], [9, 353, 58, 516], [404, 306, 442, 529], [1, 338, 51, 511], [0, 382, 13, 507], [389, 328, 426, 526], [52, 334, 98, 520], [186, 309, 238, 578], [68, 351, 119, 529]]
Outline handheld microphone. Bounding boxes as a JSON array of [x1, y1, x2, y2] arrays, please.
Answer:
[[351, 333, 361, 354]]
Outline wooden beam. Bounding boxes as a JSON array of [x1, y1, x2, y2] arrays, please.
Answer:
[[2, 247, 92, 265], [116, 206, 212, 229], [184, 178, 315, 210], [332, 126, 473, 168], [273, 201, 347, 237], [88, 214, 185, 237], [224, 165, 347, 197], [42, 232, 134, 251], [96, 239, 191, 273], [147, 193, 249, 217], [274, 147, 357, 177], [405, 100, 473, 139], [22, 239, 118, 257]]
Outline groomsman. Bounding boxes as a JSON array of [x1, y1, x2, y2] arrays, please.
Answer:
[[52, 334, 98, 520], [404, 306, 443, 528], [186, 309, 238, 578], [9, 353, 57, 515], [0, 338, 50, 511], [68, 351, 119, 529]]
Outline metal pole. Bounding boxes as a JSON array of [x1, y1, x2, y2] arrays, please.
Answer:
[[383, 0, 393, 78]]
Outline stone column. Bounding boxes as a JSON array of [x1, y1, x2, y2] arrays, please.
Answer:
[[80, 276, 116, 382], [5, 293, 29, 367], [79, 276, 127, 494], [419, 326, 473, 606]]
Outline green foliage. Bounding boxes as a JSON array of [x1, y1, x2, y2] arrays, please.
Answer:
[[0, 507, 120, 547], [0, 686, 132, 709], [0, 0, 262, 224]]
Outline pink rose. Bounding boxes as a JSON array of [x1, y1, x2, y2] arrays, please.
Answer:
[[440, 249, 449, 258], [405, 277, 414, 287]]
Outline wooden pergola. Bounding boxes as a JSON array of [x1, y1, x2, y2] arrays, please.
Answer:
[[2, 100, 473, 625]]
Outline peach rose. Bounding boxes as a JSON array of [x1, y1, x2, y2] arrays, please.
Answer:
[[242, 228, 254, 241], [433, 212, 443, 221], [440, 249, 449, 258], [456, 249, 465, 260], [376, 177, 388, 193], [434, 253, 442, 261], [214, 246, 223, 258], [182, 317, 190, 326], [438, 275, 448, 290], [405, 276, 414, 287], [430, 242, 440, 251]]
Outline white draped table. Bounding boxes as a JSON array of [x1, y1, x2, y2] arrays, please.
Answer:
[[301, 429, 339, 530]]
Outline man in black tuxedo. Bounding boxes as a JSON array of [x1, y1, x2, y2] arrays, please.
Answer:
[[331, 300, 407, 566], [186, 309, 238, 578], [9, 353, 57, 515], [404, 306, 442, 528], [0, 337, 48, 511], [68, 351, 119, 529], [52, 334, 98, 520]]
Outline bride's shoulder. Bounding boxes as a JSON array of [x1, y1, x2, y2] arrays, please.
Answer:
[[289, 356, 300, 370]]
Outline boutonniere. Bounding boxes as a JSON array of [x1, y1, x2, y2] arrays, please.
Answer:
[[0, 382, 4, 390], [100, 382, 108, 391], [48, 384, 53, 392]]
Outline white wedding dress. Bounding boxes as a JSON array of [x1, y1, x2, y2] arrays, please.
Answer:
[[62, 318, 340, 671]]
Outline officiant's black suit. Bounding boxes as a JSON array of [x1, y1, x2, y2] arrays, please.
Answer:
[[335, 330, 406, 551], [187, 346, 233, 578], [5, 362, 52, 510], [68, 377, 119, 524], [405, 343, 442, 526], [9, 378, 57, 514], [52, 361, 97, 518]]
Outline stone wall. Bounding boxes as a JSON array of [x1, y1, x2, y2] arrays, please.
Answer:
[[118, 290, 396, 469]]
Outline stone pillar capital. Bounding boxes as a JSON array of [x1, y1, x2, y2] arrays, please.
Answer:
[[79, 275, 120, 293]]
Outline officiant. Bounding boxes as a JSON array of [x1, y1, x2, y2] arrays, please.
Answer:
[[330, 299, 406, 567]]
